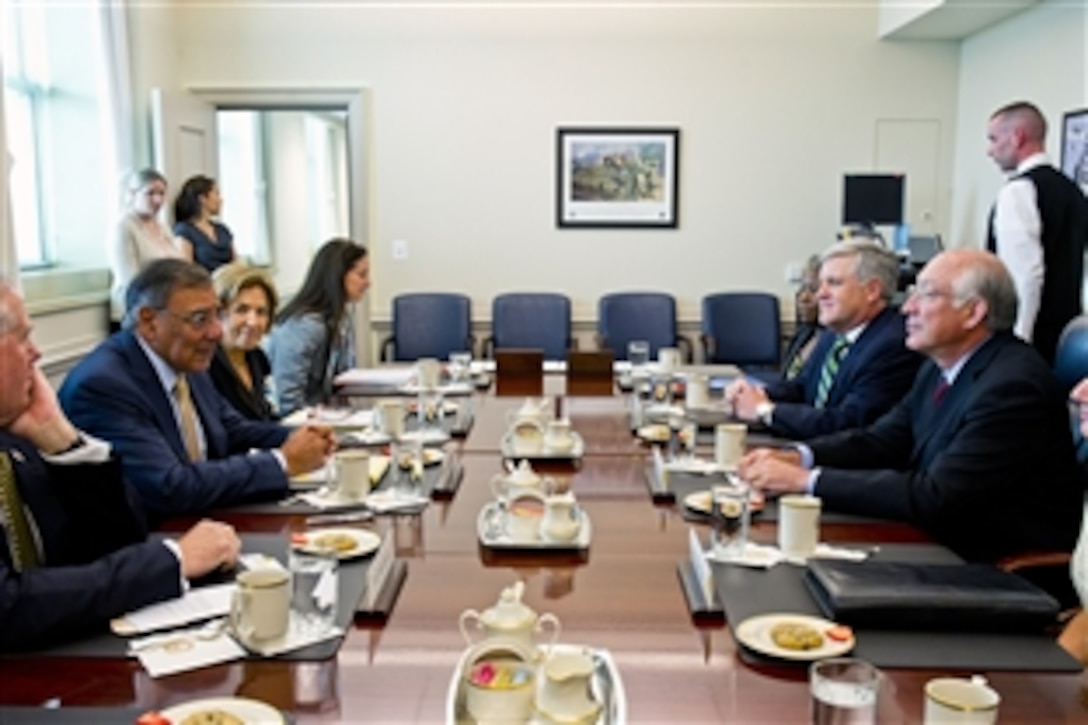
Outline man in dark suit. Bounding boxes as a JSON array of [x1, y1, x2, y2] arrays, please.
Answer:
[[987, 101, 1088, 364], [60, 260, 333, 521], [740, 249, 1083, 562], [726, 238, 921, 440], [0, 280, 240, 650]]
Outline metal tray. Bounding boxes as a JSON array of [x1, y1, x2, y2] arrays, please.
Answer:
[[476, 501, 591, 551], [500, 432, 585, 461]]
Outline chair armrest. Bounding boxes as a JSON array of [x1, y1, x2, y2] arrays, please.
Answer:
[[466, 334, 477, 358], [701, 334, 716, 365], [569, 337, 579, 351], [380, 335, 395, 363], [482, 335, 495, 360], [998, 550, 1073, 572]]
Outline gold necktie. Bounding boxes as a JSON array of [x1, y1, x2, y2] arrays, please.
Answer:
[[174, 375, 203, 462], [0, 451, 41, 571]]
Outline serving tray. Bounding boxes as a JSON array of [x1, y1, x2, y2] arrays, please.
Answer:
[[500, 432, 585, 462], [476, 501, 592, 552], [446, 643, 626, 724]]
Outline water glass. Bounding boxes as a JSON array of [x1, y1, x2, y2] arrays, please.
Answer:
[[810, 658, 880, 725], [448, 351, 472, 383], [710, 482, 750, 558], [417, 389, 445, 432], [392, 438, 423, 494], [628, 340, 650, 371], [289, 548, 339, 637]]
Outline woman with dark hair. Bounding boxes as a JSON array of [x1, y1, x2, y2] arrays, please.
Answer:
[[173, 175, 236, 273], [267, 239, 369, 415], [109, 169, 185, 328], [210, 263, 279, 421], [779, 254, 823, 380]]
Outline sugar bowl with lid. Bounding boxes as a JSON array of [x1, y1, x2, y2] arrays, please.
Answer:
[[459, 581, 561, 656]]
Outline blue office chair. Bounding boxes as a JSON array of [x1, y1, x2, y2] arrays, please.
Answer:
[[1054, 314, 1088, 393], [485, 293, 574, 360], [381, 293, 474, 362], [700, 292, 782, 368], [597, 292, 691, 361]]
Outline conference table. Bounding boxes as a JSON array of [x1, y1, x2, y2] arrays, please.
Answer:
[[0, 375, 1085, 723]]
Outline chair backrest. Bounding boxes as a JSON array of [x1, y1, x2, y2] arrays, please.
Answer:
[[597, 292, 678, 360], [491, 293, 572, 360], [1054, 314, 1088, 392], [701, 292, 782, 366], [391, 293, 472, 361]]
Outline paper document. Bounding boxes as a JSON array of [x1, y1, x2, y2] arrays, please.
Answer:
[[113, 583, 235, 635]]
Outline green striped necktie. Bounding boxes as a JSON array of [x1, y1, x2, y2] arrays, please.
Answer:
[[0, 451, 41, 571], [813, 336, 850, 409]]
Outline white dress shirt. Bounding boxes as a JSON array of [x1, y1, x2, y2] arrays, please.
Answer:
[[993, 152, 1048, 342]]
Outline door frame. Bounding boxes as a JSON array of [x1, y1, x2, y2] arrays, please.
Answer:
[[188, 87, 374, 365]]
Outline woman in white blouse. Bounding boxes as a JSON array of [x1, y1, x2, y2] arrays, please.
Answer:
[[109, 169, 189, 328]]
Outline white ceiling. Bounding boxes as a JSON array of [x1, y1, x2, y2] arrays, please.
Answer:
[[881, 0, 1041, 41]]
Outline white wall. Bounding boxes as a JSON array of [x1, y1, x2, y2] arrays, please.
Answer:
[[950, 0, 1086, 250], [164, 3, 960, 330]]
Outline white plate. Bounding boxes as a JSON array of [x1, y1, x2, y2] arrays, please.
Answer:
[[394, 448, 446, 468], [733, 613, 854, 662], [161, 696, 284, 724], [292, 527, 382, 559], [682, 489, 765, 514], [637, 424, 695, 447]]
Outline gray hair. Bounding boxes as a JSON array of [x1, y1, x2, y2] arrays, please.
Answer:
[[123, 259, 213, 329], [950, 255, 1018, 332], [820, 238, 900, 303]]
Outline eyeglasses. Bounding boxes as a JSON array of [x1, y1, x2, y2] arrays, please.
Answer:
[[161, 306, 220, 332], [905, 284, 956, 303]]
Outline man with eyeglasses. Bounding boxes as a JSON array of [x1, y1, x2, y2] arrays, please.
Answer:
[[740, 249, 1082, 562], [0, 278, 241, 650], [59, 259, 334, 522], [725, 238, 922, 440]]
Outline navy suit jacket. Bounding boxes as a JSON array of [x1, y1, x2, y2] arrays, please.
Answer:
[[0, 431, 180, 651], [810, 332, 1083, 562], [59, 330, 290, 520], [763, 306, 921, 440]]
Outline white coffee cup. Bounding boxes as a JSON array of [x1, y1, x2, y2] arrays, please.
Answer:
[[658, 347, 682, 371], [230, 569, 290, 645], [505, 493, 545, 543], [778, 494, 822, 561], [334, 449, 371, 501], [714, 423, 747, 471], [685, 373, 709, 409], [924, 675, 1000, 724], [416, 357, 441, 388], [376, 399, 405, 440]]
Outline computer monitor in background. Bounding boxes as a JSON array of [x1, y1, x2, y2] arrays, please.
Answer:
[[842, 174, 905, 228]]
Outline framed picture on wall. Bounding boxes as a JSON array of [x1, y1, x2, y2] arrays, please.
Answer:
[[1060, 108, 1088, 195], [556, 127, 680, 228]]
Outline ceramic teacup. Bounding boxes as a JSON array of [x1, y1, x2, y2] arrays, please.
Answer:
[[416, 357, 441, 389], [230, 569, 290, 646], [375, 399, 405, 440], [924, 676, 1000, 724], [714, 423, 747, 471], [508, 419, 545, 456], [505, 492, 546, 543], [333, 449, 371, 501], [685, 373, 710, 409], [778, 494, 822, 561]]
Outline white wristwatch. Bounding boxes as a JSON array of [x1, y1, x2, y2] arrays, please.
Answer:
[[755, 401, 775, 426]]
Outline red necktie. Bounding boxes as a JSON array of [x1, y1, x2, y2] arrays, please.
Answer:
[[933, 379, 950, 406]]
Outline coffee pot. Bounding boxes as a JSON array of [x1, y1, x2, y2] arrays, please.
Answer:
[[492, 460, 552, 500]]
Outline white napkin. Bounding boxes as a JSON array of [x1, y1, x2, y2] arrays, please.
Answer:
[[282, 408, 374, 428], [705, 542, 784, 569], [290, 488, 369, 511], [112, 583, 235, 635], [663, 457, 721, 475], [334, 367, 415, 386], [129, 621, 245, 678], [363, 490, 430, 513], [245, 616, 344, 657], [808, 543, 871, 562]]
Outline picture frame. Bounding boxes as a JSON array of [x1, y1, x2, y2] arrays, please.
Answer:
[[556, 127, 680, 229], [1060, 108, 1088, 195]]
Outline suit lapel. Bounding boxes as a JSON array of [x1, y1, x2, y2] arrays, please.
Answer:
[[825, 307, 893, 405], [910, 334, 1006, 467], [189, 373, 225, 459], [120, 332, 191, 462]]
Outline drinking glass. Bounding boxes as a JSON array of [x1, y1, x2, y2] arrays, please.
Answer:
[[391, 438, 423, 495], [810, 658, 880, 725], [628, 340, 650, 373], [710, 481, 750, 558], [448, 351, 472, 384], [289, 548, 339, 637], [417, 389, 445, 434]]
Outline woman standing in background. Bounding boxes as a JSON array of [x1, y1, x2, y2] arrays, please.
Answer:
[[109, 168, 185, 329], [267, 239, 369, 416], [210, 263, 279, 421], [173, 175, 236, 273]]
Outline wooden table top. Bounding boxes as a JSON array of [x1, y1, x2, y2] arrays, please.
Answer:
[[2, 386, 1085, 723]]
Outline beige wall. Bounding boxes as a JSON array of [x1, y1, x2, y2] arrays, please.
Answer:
[[162, 3, 960, 333], [950, 0, 1087, 250]]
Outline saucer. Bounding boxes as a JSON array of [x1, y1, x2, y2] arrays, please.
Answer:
[[161, 697, 285, 724], [733, 613, 854, 661]]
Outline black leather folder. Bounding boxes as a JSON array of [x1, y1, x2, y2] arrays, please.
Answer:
[[804, 559, 1060, 633]]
